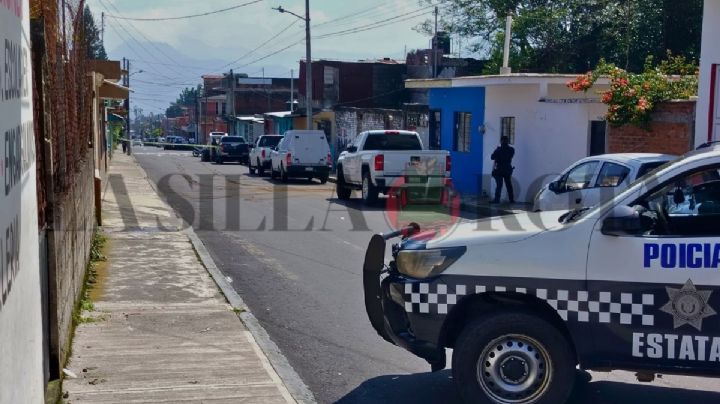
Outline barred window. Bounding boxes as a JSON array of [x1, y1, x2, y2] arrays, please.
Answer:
[[501, 116, 515, 144]]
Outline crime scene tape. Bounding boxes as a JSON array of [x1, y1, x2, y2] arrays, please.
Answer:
[[119, 138, 220, 149]]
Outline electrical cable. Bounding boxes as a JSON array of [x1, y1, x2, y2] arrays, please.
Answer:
[[104, 0, 264, 21]]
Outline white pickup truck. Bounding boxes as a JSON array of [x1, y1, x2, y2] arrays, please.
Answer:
[[335, 130, 451, 205]]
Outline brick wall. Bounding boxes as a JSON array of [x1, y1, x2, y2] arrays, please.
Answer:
[[608, 100, 696, 155], [47, 152, 95, 370]]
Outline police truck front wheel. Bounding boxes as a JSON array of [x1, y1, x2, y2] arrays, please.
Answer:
[[452, 311, 575, 404]]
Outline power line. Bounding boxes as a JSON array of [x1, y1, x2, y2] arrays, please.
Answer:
[[213, 20, 299, 72], [312, 1, 388, 28], [230, 39, 305, 70], [104, 0, 264, 21], [103, 3, 189, 79], [315, 6, 436, 40], [127, 58, 215, 71], [103, 22, 181, 82]]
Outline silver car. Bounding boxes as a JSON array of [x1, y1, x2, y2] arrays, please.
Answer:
[[533, 153, 676, 211]]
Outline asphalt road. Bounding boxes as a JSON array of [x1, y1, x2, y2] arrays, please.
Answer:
[[133, 147, 720, 404]]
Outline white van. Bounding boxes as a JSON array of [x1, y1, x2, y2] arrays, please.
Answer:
[[270, 130, 332, 183]]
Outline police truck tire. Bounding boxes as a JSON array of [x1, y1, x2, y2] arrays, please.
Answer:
[[249, 161, 256, 175], [452, 310, 575, 404], [257, 159, 265, 176]]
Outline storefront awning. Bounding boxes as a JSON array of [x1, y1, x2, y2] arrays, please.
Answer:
[[99, 80, 129, 100]]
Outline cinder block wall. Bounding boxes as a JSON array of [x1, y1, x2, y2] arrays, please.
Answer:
[[608, 100, 696, 155], [48, 152, 95, 370]]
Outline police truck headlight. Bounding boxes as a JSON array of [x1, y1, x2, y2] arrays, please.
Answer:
[[396, 247, 466, 279]]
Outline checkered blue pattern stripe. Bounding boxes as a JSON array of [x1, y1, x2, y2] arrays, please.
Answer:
[[404, 283, 655, 326]]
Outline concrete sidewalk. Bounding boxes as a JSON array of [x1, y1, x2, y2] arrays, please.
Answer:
[[64, 153, 297, 403]]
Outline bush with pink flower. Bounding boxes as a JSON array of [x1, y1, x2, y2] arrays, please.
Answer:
[[567, 52, 698, 128]]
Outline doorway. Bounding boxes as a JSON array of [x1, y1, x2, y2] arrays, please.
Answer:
[[589, 120, 607, 156]]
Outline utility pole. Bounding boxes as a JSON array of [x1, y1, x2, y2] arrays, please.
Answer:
[[433, 6, 438, 78], [304, 0, 312, 130], [272, 3, 312, 129], [500, 13, 513, 75], [101, 12, 105, 44], [229, 69, 236, 134], [290, 69, 294, 113]]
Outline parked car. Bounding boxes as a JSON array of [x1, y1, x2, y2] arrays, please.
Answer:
[[156, 137, 165, 148], [270, 130, 331, 183], [335, 130, 451, 205], [163, 136, 184, 150], [201, 132, 227, 162], [533, 153, 676, 212], [249, 135, 282, 176], [362, 148, 720, 404], [215, 136, 250, 165]]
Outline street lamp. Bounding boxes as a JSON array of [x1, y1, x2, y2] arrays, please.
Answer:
[[273, 2, 312, 130]]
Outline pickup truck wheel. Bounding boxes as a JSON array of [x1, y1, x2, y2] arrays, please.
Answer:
[[319, 175, 328, 185], [281, 166, 289, 183], [257, 159, 265, 176], [362, 173, 379, 206], [452, 310, 575, 404], [270, 167, 277, 180], [249, 160, 256, 174], [336, 169, 351, 200]]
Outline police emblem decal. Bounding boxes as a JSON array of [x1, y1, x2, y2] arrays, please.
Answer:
[[660, 279, 717, 331]]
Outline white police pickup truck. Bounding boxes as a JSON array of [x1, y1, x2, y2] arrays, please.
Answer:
[[363, 146, 720, 403]]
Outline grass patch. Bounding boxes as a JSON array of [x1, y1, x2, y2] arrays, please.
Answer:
[[72, 231, 107, 326]]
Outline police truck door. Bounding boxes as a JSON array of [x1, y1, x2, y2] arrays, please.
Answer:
[[585, 164, 720, 371]]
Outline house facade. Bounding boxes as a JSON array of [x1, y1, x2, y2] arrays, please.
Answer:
[[696, 0, 720, 146], [407, 75, 610, 200]]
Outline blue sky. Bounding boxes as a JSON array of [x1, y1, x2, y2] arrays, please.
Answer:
[[87, 0, 439, 113]]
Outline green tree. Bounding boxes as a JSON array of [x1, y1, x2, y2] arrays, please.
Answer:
[[166, 85, 201, 117], [83, 5, 107, 60], [419, 0, 702, 73]]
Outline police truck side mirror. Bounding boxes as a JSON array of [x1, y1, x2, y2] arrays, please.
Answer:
[[601, 205, 644, 236], [548, 180, 563, 193]]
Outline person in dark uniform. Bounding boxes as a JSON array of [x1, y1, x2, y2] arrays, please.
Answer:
[[491, 136, 515, 203], [121, 139, 127, 153]]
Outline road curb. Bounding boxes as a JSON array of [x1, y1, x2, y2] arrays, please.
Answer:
[[185, 229, 316, 404], [131, 154, 317, 404]]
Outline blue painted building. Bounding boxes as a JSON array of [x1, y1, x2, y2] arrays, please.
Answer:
[[412, 75, 611, 202], [428, 87, 486, 196]]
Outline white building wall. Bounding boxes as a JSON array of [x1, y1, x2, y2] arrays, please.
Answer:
[[482, 84, 607, 201], [696, 0, 720, 146], [0, 2, 45, 403]]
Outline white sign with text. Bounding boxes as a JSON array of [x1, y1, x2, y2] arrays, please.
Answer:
[[0, 0, 43, 402]]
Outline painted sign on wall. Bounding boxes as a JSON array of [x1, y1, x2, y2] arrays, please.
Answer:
[[0, 0, 44, 402]]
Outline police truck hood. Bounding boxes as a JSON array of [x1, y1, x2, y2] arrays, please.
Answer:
[[424, 211, 568, 249]]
